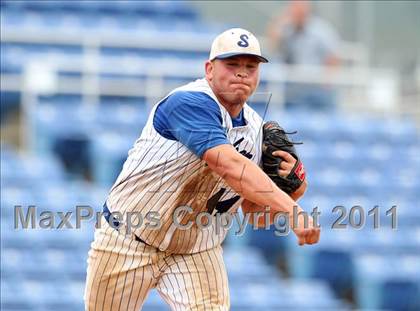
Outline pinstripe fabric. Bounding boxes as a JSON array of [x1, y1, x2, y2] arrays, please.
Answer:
[[157, 247, 229, 311], [85, 78, 263, 310], [85, 219, 229, 310], [106, 79, 263, 254]]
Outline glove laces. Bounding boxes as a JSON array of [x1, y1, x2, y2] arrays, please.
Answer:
[[267, 129, 303, 147]]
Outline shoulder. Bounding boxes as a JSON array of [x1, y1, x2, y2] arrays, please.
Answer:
[[165, 90, 218, 110], [158, 90, 224, 125], [169, 78, 220, 104], [157, 90, 221, 118]]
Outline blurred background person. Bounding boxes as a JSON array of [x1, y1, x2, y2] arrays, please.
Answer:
[[266, 0, 341, 111]]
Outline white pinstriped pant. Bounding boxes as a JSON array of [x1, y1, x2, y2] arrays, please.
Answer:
[[84, 218, 230, 311]]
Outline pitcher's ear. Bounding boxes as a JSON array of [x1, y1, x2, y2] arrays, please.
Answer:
[[205, 61, 214, 81]]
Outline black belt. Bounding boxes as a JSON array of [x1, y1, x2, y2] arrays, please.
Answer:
[[102, 203, 147, 244]]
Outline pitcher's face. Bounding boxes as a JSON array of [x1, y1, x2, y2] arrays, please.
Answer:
[[206, 55, 261, 105]]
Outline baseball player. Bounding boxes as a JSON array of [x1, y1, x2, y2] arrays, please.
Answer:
[[84, 28, 320, 311]]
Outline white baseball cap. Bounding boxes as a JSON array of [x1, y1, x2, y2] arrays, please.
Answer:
[[209, 28, 268, 63]]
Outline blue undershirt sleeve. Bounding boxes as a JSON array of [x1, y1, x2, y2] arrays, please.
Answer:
[[153, 91, 229, 157]]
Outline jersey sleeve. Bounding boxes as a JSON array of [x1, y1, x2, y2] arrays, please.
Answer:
[[153, 91, 230, 157]]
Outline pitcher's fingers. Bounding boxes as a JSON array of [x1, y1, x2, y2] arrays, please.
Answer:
[[306, 229, 321, 244], [279, 169, 289, 176], [272, 150, 295, 162], [280, 161, 293, 170], [298, 235, 306, 246]]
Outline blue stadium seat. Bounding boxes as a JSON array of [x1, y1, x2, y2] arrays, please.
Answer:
[[34, 94, 151, 179], [52, 133, 91, 177], [247, 227, 290, 264], [35, 101, 91, 155], [90, 130, 138, 187], [2, 0, 201, 35], [312, 249, 353, 297], [230, 278, 348, 310], [287, 226, 420, 302], [1, 279, 35, 311], [354, 254, 420, 310], [224, 247, 282, 282], [0, 44, 24, 73], [380, 280, 420, 311], [1, 186, 37, 211]]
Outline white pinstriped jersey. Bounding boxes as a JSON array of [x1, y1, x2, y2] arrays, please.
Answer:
[[106, 78, 264, 254]]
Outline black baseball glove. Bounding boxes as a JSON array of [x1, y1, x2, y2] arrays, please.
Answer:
[[262, 121, 306, 194]]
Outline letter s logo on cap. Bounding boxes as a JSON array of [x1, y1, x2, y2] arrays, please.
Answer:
[[237, 34, 249, 47]]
